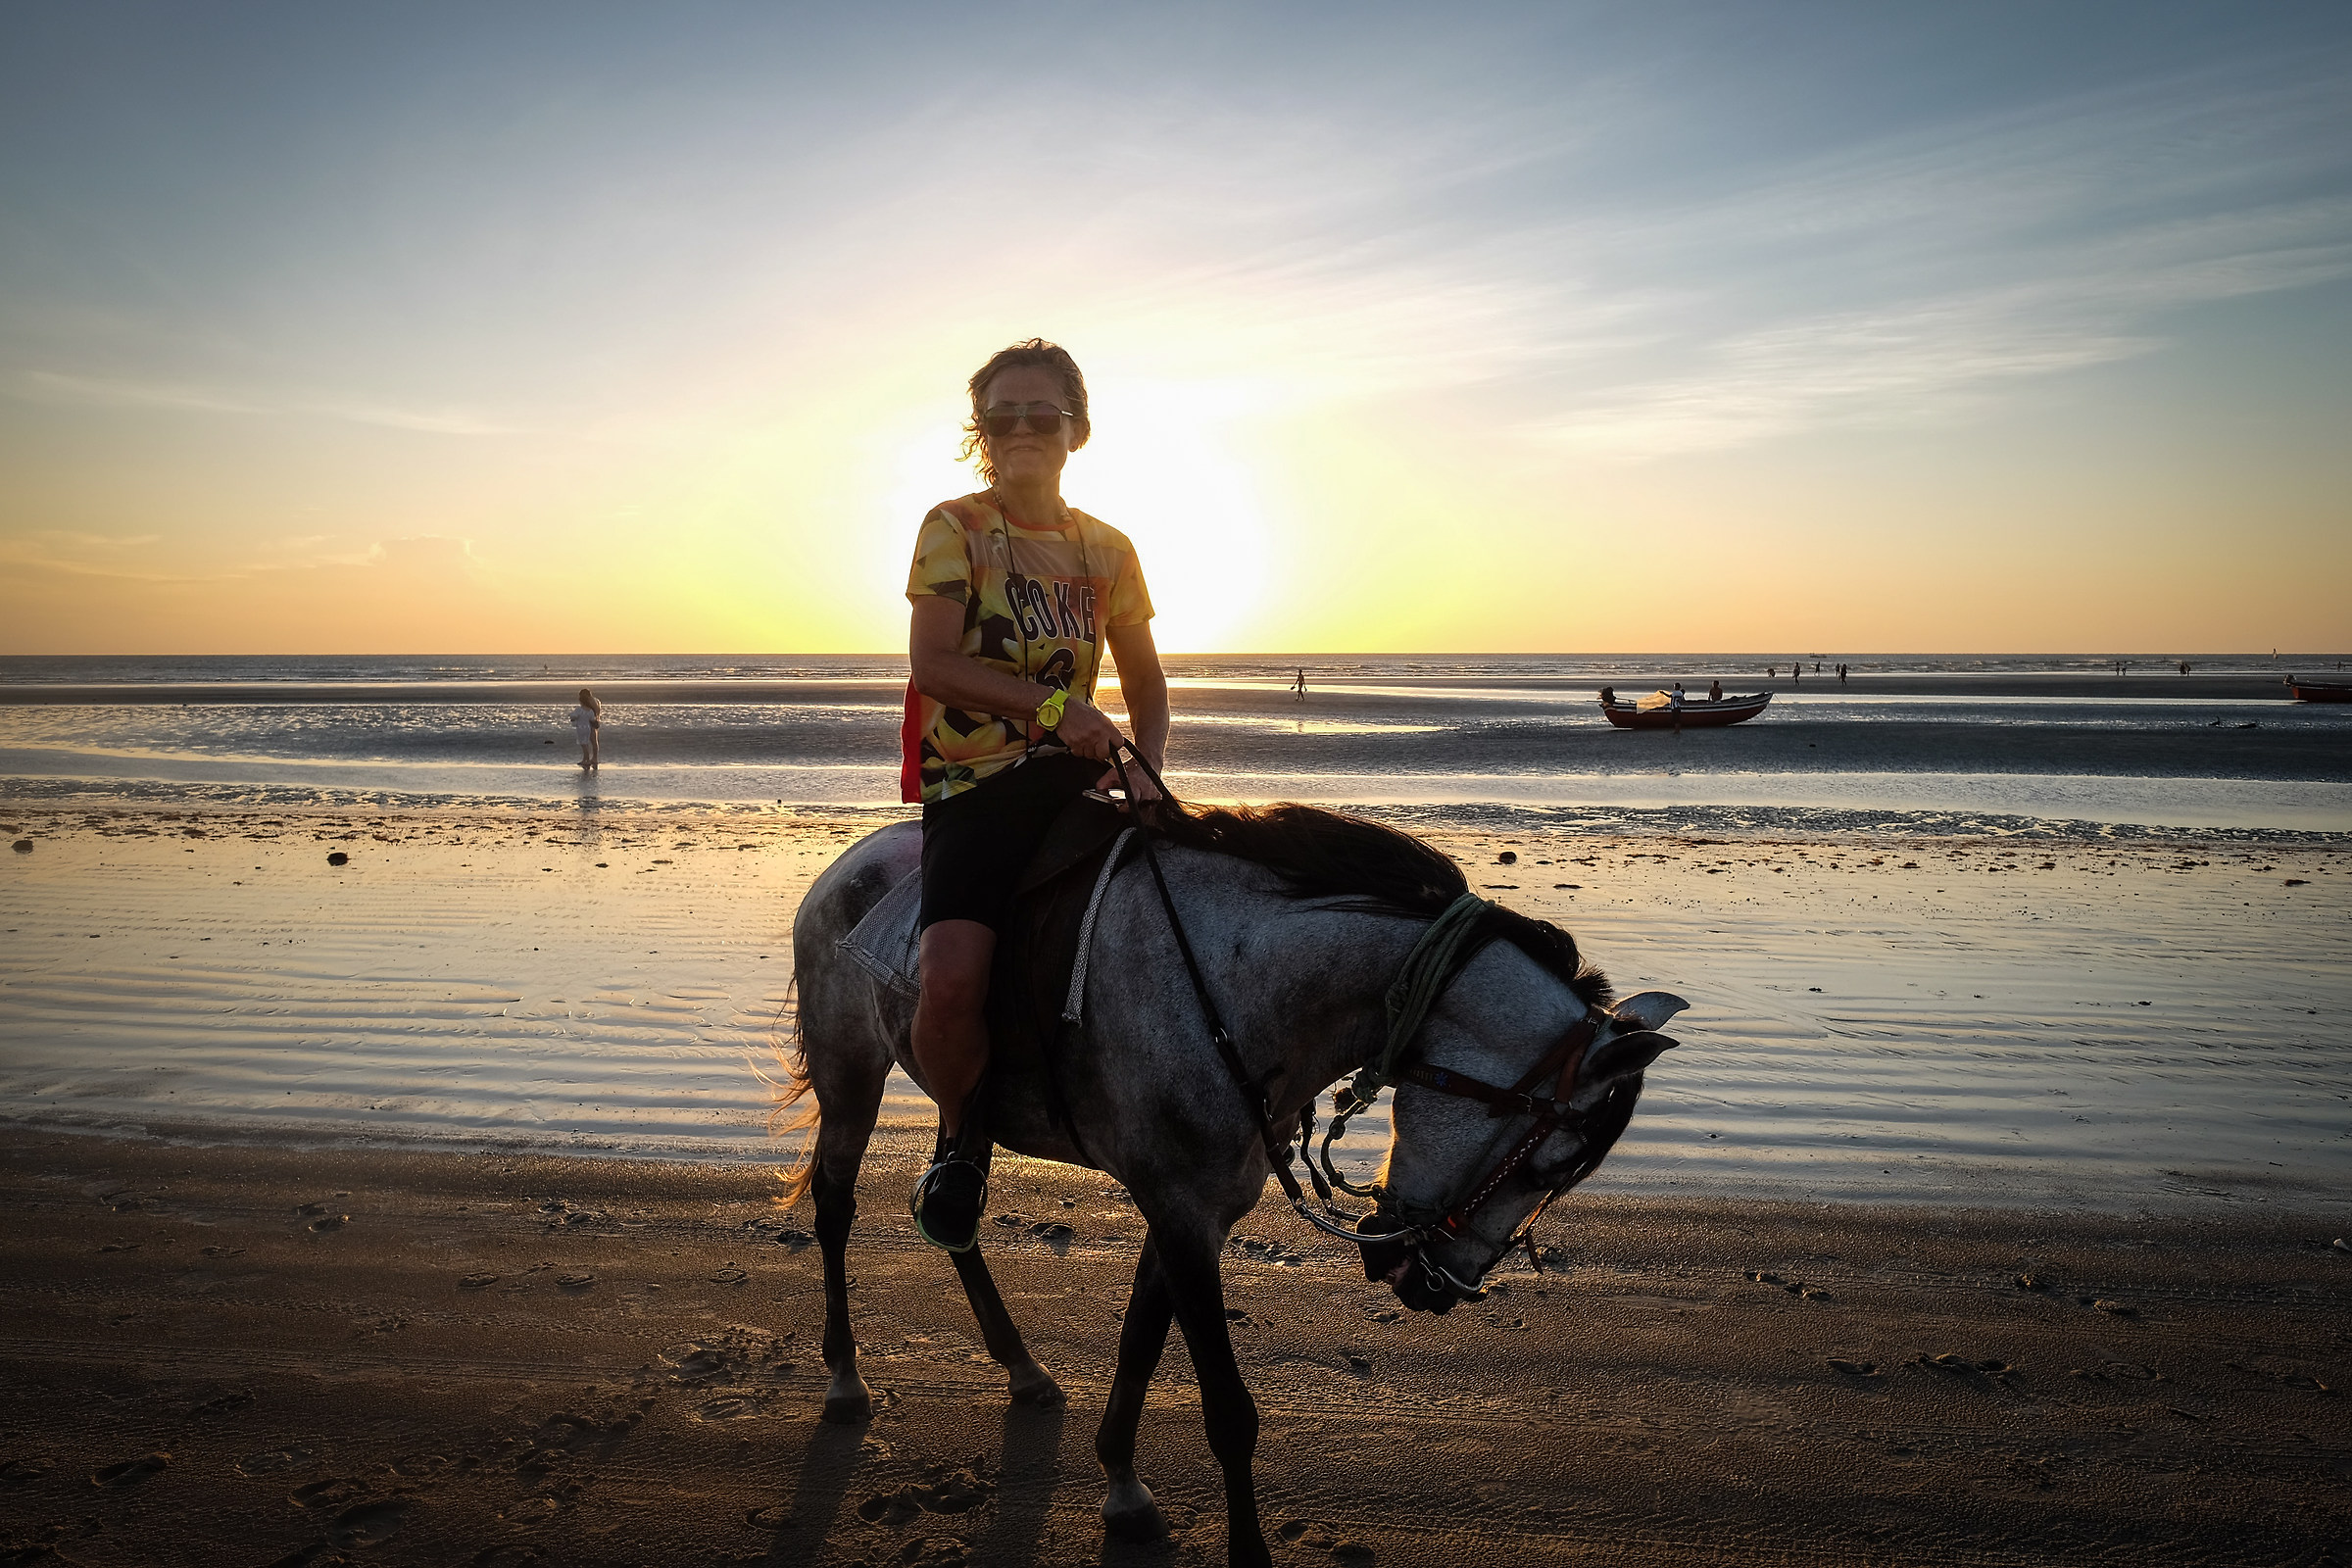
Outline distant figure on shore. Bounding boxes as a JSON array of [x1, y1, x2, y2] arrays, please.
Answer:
[[1599, 685, 1617, 708], [1838, 663, 1847, 682], [2179, 661, 2192, 675], [1792, 664, 1801, 683], [571, 689, 602, 770], [1708, 679, 1722, 702], [1292, 666, 1307, 703], [1766, 665, 1777, 678], [1671, 681, 1686, 710]]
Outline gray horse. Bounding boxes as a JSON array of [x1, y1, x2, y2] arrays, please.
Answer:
[[777, 803, 1685, 1568]]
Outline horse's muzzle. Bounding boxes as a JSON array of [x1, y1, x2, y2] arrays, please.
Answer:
[[1355, 1214, 1481, 1315]]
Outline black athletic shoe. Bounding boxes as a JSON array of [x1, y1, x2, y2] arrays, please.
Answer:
[[910, 1155, 988, 1252]]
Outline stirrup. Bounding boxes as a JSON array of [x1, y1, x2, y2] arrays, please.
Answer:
[[909, 1154, 988, 1253]]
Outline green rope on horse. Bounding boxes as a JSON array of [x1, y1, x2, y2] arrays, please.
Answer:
[[1319, 891, 1494, 1198]]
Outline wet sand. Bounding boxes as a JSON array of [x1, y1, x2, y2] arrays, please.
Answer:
[[3, 802, 2347, 1207], [0, 1131, 2346, 1567]]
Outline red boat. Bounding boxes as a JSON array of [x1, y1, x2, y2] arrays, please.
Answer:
[[2285, 676, 2352, 703], [1599, 690, 1773, 729]]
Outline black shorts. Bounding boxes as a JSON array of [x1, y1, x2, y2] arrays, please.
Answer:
[[919, 752, 1102, 934]]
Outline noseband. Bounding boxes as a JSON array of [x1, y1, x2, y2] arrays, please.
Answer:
[[1109, 744, 1616, 1294]]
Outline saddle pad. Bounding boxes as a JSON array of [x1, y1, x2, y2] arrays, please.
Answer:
[[839, 867, 924, 997]]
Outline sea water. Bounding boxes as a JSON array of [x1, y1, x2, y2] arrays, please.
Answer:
[[4, 653, 2348, 837]]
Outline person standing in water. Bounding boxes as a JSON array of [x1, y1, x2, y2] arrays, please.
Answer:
[[901, 338, 1168, 1251], [570, 689, 602, 770]]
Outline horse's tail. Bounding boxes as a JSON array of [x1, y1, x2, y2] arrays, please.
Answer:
[[753, 976, 821, 1209]]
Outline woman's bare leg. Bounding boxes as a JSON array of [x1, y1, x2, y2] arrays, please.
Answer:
[[912, 919, 994, 1136]]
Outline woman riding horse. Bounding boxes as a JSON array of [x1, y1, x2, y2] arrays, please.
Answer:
[[901, 337, 1169, 1250]]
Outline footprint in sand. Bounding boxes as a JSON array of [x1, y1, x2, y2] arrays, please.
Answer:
[[306, 1214, 349, 1234], [200, 1246, 245, 1258], [496, 1496, 564, 1527], [1828, 1358, 1879, 1376], [707, 1265, 749, 1286], [744, 1502, 794, 1530], [1, 1456, 55, 1482], [91, 1453, 171, 1487], [326, 1499, 410, 1549], [556, 1273, 594, 1291], [459, 1272, 500, 1290], [692, 1394, 767, 1422], [289, 1477, 366, 1510], [236, 1445, 320, 1477]]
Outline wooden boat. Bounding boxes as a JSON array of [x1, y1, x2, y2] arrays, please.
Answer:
[[1599, 690, 1773, 729], [2285, 676, 2352, 703]]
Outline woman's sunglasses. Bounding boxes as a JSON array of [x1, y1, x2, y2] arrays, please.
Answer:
[[982, 403, 1078, 439]]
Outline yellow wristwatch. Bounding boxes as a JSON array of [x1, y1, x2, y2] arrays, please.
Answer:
[[1034, 688, 1068, 729]]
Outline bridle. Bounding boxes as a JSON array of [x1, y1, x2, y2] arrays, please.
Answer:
[[1106, 742, 1641, 1301]]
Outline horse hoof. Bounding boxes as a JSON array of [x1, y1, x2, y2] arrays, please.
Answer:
[[1102, 1481, 1166, 1543], [1008, 1364, 1065, 1408], [821, 1374, 872, 1425]]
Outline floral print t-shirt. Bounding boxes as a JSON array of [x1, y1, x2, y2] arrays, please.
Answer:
[[901, 492, 1153, 804]]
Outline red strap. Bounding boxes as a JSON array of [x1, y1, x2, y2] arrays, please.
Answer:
[[898, 680, 925, 804]]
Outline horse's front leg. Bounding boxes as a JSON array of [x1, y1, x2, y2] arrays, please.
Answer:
[[950, 1244, 1065, 1406], [1094, 1237, 1175, 1543], [811, 1165, 871, 1423], [1153, 1218, 1270, 1568]]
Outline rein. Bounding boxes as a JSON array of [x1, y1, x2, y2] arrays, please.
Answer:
[[1105, 741, 1603, 1272]]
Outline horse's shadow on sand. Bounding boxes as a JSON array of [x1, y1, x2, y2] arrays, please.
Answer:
[[760, 1396, 1095, 1565]]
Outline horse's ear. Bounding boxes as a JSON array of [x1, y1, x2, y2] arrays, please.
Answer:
[[1609, 991, 1689, 1033], [1584, 1029, 1676, 1087]]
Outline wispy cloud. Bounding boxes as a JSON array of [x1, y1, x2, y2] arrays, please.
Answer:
[[980, 46, 2352, 455], [6, 369, 519, 435]]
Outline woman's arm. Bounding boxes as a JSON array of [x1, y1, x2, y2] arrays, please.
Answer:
[[1104, 620, 1167, 770]]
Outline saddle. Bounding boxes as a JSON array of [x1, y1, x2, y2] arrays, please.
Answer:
[[837, 792, 1140, 1158]]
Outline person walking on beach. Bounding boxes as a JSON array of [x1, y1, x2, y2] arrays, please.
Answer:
[[1292, 666, 1307, 703], [570, 689, 602, 770], [902, 338, 1168, 1252]]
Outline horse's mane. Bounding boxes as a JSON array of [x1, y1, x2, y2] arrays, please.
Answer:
[[1155, 801, 1611, 1008]]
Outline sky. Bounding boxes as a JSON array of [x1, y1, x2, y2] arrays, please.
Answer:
[[2, 1, 2348, 656]]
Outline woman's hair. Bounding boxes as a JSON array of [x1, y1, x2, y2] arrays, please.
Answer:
[[957, 338, 1089, 484], [578, 688, 601, 713]]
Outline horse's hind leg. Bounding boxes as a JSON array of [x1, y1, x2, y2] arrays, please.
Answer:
[[950, 1242, 1065, 1407], [811, 1163, 870, 1423], [810, 1056, 888, 1425], [1093, 1238, 1176, 1543]]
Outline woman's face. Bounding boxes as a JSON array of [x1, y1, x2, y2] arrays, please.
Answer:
[[980, 365, 1084, 489]]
